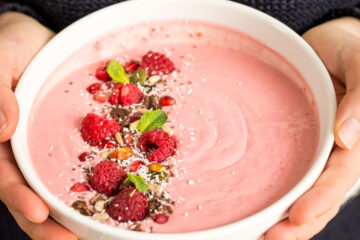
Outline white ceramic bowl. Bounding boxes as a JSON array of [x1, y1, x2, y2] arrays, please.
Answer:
[[11, 0, 336, 239]]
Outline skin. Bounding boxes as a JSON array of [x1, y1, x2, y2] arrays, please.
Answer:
[[0, 11, 359, 240]]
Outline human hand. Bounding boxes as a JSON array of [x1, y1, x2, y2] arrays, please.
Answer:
[[0, 12, 76, 239], [266, 17, 360, 240]]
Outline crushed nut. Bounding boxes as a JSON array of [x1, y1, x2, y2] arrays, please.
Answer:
[[100, 151, 112, 159], [130, 120, 139, 131], [148, 183, 164, 194], [115, 132, 124, 146], [148, 163, 167, 173], [110, 147, 134, 161], [94, 200, 106, 212], [162, 125, 174, 136], [138, 108, 150, 114], [145, 95, 160, 110], [148, 75, 161, 85], [90, 194, 105, 205], [71, 200, 93, 216], [92, 213, 109, 221]]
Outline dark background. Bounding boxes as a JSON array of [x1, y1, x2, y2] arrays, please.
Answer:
[[1, 195, 360, 240]]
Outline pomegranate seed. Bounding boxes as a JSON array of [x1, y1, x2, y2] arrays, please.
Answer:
[[153, 214, 168, 224], [130, 161, 145, 172], [124, 61, 140, 73], [95, 66, 111, 81], [160, 96, 176, 107], [87, 83, 101, 94], [93, 91, 108, 103], [78, 152, 94, 162], [70, 182, 91, 192], [100, 140, 117, 149]]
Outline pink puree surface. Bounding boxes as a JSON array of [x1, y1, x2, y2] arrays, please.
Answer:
[[28, 20, 319, 233]]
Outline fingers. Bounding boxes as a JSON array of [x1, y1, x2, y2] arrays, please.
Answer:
[[0, 85, 19, 142], [0, 142, 48, 223], [288, 141, 360, 226], [0, 12, 54, 142], [10, 210, 77, 240], [303, 19, 360, 150], [265, 206, 339, 240]]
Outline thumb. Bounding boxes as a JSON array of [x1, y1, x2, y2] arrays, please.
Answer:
[[0, 82, 19, 142]]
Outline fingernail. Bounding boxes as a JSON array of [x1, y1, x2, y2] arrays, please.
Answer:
[[0, 110, 6, 132], [338, 117, 360, 149]]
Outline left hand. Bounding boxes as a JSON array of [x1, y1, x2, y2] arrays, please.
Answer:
[[266, 17, 360, 240]]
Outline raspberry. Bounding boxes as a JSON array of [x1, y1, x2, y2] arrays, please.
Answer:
[[90, 160, 126, 196], [95, 65, 111, 81], [120, 84, 144, 107], [80, 113, 121, 146], [109, 84, 122, 105], [137, 129, 176, 163], [70, 182, 91, 192], [140, 51, 175, 76], [107, 187, 148, 222]]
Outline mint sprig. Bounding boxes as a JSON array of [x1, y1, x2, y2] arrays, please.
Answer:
[[106, 60, 130, 83], [137, 109, 168, 133], [127, 173, 148, 192]]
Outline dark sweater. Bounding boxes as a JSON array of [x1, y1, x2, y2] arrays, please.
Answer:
[[1, 0, 360, 33]]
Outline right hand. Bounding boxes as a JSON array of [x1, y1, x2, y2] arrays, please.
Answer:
[[0, 12, 76, 240]]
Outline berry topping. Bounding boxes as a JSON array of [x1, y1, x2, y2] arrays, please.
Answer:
[[95, 65, 111, 81], [160, 96, 176, 107], [107, 187, 148, 222], [137, 129, 176, 163], [109, 87, 121, 105], [153, 214, 168, 224], [140, 51, 175, 76], [129, 161, 145, 172], [90, 160, 127, 196], [80, 113, 121, 146], [99, 139, 117, 149], [93, 91, 108, 103], [87, 83, 101, 94], [124, 61, 140, 73], [120, 84, 144, 107], [78, 152, 94, 162], [70, 182, 91, 192]]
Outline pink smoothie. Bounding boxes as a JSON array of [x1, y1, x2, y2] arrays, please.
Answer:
[[28, 20, 319, 233]]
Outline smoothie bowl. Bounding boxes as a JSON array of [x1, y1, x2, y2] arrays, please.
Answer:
[[11, 0, 336, 239]]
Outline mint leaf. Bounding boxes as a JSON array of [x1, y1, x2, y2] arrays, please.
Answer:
[[127, 173, 149, 192], [130, 69, 147, 84], [106, 60, 130, 83], [137, 109, 168, 133]]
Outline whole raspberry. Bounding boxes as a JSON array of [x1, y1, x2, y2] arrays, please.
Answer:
[[80, 113, 121, 146], [120, 84, 144, 107], [90, 160, 126, 196], [140, 51, 175, 76], [107, 187, 148, 222], [109, 84, 122, 105], [137, 129, 176, 163]]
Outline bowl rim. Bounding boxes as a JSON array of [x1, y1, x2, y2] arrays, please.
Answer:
[[11, 0, 336, 239]]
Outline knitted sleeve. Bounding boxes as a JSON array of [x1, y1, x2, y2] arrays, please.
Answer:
[[0, 0, 360, 33]]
